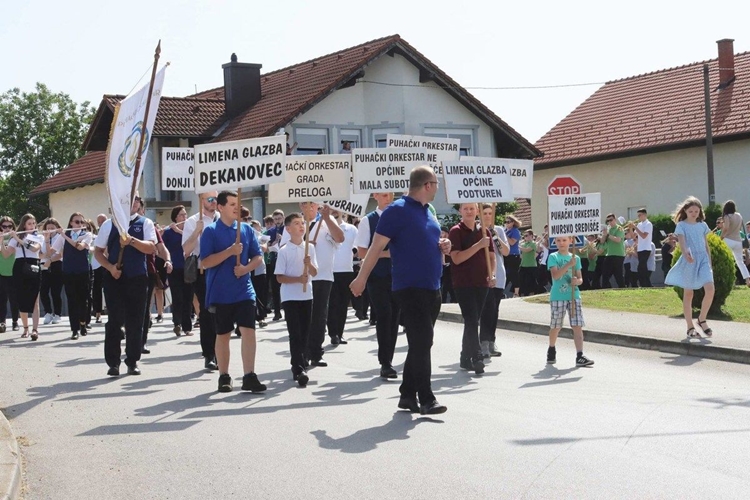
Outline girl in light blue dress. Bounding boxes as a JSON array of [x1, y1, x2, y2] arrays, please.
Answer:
[[665, 196, 714, 338]]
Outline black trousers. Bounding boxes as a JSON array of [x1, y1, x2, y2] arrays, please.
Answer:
[[479, 287, 504, 343], [169, 268, 193, 333], [602, 256, 625, 288], [267, 260, 282, 318], [328, 271, 354, 339], [455, 287, 488, 362], [142, 274, 156, 347], [103, 273, 147, 368], [92, 267, 104, 314], [193, 272, 216, 360], [367, 274, 401, 367], [283, 300, 312, 374], [307, 280, 332, 362], [40, 261, 63, 316], [441, 265, 455, 303], [505, 254, 521, 292], [395, 288, 441, 405], [637, 250, 652, 287], [64, 272, 90, 333], [0, 274, 19, 324], [251, 273, 268, 320], [519, 266, 537, 296]]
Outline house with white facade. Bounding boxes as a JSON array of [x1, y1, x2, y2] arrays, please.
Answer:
[[531, 39, 750, 231], [32, 35, 540, 224]]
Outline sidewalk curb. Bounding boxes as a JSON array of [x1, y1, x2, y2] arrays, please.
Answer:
[[438, 311, 750, 365], [0, 410, 20, 500]]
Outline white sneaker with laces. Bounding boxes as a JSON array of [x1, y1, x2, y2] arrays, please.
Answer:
[[43, 313, 53, 325], [52, 314, 61, 324]]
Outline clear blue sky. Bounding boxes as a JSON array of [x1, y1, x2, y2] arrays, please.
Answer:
[[2, 0, 748, 142]]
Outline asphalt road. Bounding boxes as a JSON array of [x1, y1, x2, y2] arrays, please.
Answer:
[[1, 311, 749, 499]]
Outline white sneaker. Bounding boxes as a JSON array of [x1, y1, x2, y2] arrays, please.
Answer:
[[52, 314, 61, 324], [480, 340, 491, 360], [43, 313, 53, 325]]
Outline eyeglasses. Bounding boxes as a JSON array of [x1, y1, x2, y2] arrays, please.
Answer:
[[424, 181, 439, 187], [206, 197, 217, 203], [504, 221, 512, 224], [606, 218, 614, 222]]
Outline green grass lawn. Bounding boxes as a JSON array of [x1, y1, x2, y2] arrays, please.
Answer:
[[525, 286, 750, 323]]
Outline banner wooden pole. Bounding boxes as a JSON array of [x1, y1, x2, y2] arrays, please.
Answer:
[[479, 210, 492, 279], [571, 244, 577, 318], [303, 218, 310, 293], [236, 187, 242, 269]]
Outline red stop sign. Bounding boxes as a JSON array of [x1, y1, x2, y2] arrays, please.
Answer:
[[547, 175, 582, 196]]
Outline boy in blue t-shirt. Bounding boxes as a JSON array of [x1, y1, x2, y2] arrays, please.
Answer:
[[201, 191, 267, 393], [546, 235, 594, 367]]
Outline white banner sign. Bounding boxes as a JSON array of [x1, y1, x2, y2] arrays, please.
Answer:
[[161, 147, 194, 191], [464, 156, 533, 199], [268, 154, 351, 203], [352, 147, 428, 194], [193, 136, 285, 194], [323, 191, 371, 218], [106, 66, 166, 234], [548, 192, 602, 237], [442, 158, 514, 203], [386, 134, 460, 175]]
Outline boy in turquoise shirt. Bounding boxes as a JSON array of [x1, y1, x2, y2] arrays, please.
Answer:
[[546, 235, 594, 367]]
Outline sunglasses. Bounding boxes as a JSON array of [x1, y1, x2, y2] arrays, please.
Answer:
[[606, 219, 614, 222], [72, 219, 85, 224], [134, 196, 142, 202], [241, 217, 250, 222], [1, 225, 12, 229], [206, 197, 217, 203]]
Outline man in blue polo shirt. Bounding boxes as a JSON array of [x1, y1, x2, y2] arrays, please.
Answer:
[[350, 166, 451, 415], [200, 190, 267, 394]]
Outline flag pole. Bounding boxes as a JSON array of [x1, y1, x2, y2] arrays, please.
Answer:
[[117, 40, 162, 270]]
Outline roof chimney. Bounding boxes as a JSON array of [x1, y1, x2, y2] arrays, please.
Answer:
[[222, 53, 262, 119], [716, 39, 735, 89]]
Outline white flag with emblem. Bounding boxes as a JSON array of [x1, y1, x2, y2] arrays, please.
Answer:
[[105, 66, 166, 235]]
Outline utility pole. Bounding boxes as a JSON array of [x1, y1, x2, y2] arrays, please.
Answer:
[[703, 63, 716, 206]]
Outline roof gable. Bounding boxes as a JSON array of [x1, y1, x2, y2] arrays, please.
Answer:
[[535, 51, 750, 167], [209, 35, 540, 158]]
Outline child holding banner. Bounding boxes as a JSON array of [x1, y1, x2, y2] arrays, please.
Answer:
[[275, 213, 318, 387], [546, 235, 594, 367]]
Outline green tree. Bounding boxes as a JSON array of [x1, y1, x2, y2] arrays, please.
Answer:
[[0, 83, 95, 221]]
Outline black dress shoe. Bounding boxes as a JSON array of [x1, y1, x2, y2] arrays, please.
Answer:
[[310, 358, 328, 367], [127, 365, 141, 376], [420, 400, 447, 415], [205, 358, 219, 371], [107, 366, 120, 377], [141, 348, 151, 354], [338, 337, 348, 345], [380, 365, 398, 379], [331, 335, 340, 345], [397, 396, 420, 413], [71, 332, 79, 340]]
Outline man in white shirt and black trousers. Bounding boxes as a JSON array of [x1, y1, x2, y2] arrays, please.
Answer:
[[94, 192, 157, 376], [634, 208, 653, 288], [182, 191, 220, 371], [280, 202, 344, 366]]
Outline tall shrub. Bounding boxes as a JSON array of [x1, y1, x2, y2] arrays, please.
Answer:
[[671, 233, 735, 314]]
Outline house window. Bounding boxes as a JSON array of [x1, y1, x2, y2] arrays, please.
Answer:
[[339, 128, 361, 153], [423, 127, 474, 156], [372, 126, 401, 148], [294, 128, 329, 155]]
